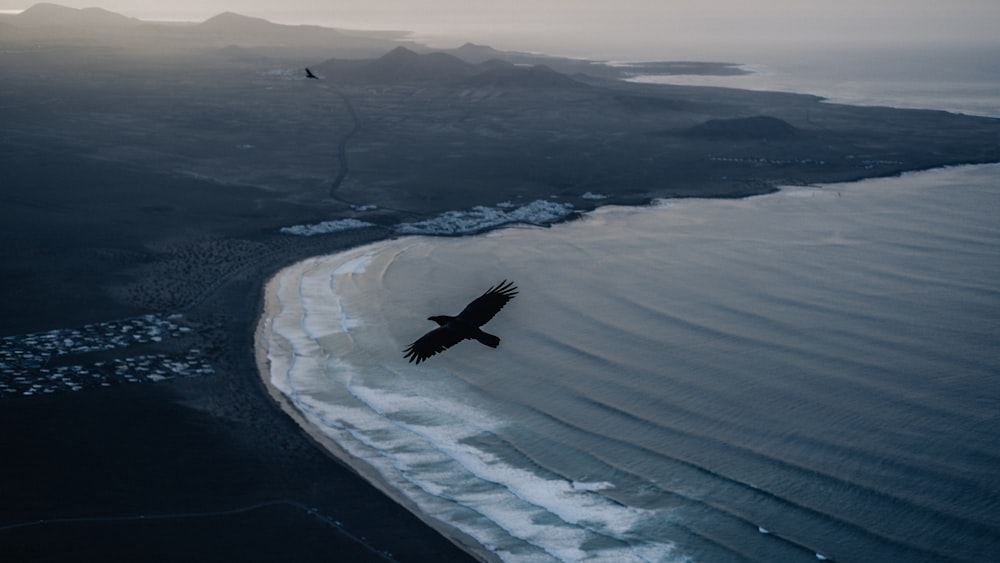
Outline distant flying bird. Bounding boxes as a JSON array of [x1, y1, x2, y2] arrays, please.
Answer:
[[305, 68, 319, 79], [403, 281, 518, 364]]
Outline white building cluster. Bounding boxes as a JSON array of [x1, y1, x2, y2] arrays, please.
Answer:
[[0, 314, 215, 397]]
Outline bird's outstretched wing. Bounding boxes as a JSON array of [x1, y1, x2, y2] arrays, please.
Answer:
[[403, 325, 465, 364], [456, 280, 518, 327]]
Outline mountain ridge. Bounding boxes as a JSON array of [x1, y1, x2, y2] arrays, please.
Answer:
[[314, 46, 587, 89], [13, 2, 140, 27]]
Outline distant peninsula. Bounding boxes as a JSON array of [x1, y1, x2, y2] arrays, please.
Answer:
[[3, 4, 996, 234]]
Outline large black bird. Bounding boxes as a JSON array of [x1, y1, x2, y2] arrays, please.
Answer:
[[403, 281, 518, 364], [305, 67, 319, 79]]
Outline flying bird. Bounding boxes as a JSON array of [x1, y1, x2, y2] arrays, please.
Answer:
[[403, 281, 518, 364], [305, 67, 319, 79]]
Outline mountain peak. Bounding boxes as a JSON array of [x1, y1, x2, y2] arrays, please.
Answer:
[[15, 3, 139, 27], [354, 47, 473, 82], [457, 42, 498, 52], [685, 116, 798, 140], [463, 64, 584, 90], [455, 42, 500, 54], [199, 11, 274, 29], [379, 46, 421, 62]]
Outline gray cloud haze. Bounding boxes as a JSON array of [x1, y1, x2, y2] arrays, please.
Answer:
[[3, 1, 998, 58]]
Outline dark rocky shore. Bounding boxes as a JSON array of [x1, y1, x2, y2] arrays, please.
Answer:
[[2, 5, 999, 562]]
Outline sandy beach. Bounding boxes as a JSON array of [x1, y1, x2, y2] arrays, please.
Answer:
[[245, 165, 1000, 562], [255, 263, 501, 562]]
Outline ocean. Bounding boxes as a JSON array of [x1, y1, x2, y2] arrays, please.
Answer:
[[259, 47, 1000, 562], [627, 44, 1000, 118]]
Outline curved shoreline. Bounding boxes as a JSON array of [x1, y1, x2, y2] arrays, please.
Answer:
[[254, 260, 501, 563], [249, 162, 1000, 562], [4, 16, 997, 559]]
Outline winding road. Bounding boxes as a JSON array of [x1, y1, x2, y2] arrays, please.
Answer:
[[328, 87, 362, 203]]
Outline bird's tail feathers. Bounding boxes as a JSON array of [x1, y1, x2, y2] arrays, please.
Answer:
[[474, 330, 501, 348]]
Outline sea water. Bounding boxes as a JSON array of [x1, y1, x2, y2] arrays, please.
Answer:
[[260, 47, 1000, 562], [262, 164, 1000, 562], [629, 44, 1000, 118]]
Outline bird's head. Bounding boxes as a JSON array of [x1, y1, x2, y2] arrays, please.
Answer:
[[428, 315, 452, 326]]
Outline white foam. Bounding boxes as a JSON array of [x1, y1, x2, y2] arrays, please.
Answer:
[[332, 252, 374, 276], [393, 200, 575, 235], [571, 481, 615, 492], [259, 250, 688, 561], [343, 383, 670, 562], [279, 218, 376, 236], [279, 201, 574, 237], [776, 186, 823, 198]]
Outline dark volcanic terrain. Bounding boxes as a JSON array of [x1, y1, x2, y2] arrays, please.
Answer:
[[1, 4, 998, 562], [2, 14, 997, 331]]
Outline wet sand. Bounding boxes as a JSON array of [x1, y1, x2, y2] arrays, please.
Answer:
[[255, 268, 500, 562]]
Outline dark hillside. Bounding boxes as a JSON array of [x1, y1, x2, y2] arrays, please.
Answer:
[[685, 115, 799, 140], [461, 64, 585, 89], [321, 46, 477, 82], [13, 2, 139, 27]]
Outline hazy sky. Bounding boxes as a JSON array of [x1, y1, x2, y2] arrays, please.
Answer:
[[5, 1, 999, 58]]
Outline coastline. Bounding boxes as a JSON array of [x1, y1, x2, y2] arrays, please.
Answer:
[[4, 157, 996, 561], [254, 263, 501, 563], [3, 17, 998, 557], [0, 223, 478, 562], [248, 161, 1000, 562]]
